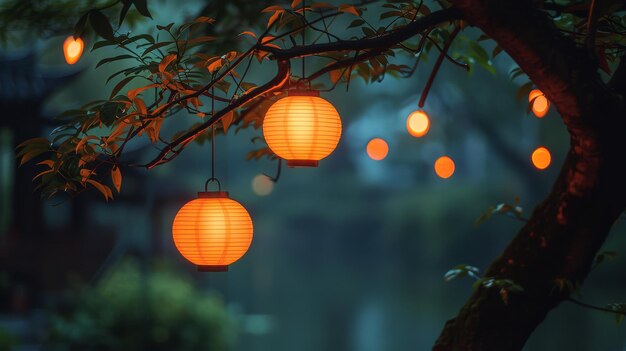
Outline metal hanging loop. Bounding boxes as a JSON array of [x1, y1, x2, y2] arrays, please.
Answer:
[[204, 177, 222, 192]]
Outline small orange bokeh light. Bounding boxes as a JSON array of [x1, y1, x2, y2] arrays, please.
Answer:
[[434, 156, 455, 179], [366, 138, 389, 161], [406, 110, 430, 137], [63, 36, 84, 65], [529, 89, 550, 118], [531, 146, 551, 170]]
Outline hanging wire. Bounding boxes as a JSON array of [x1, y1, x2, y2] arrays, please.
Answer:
[[302, 0, 309, 88], [211, 86, 215, 180], [205, 87, 221, 192]]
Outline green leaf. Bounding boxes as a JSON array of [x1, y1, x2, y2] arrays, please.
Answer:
[[98, 101, 124, 126], [109, 76, 137, 99], [119, 0, 132, 26], [74, 12, 89, 39], [444, 264, 480, 282], [380, 11, 402, 20], [132, 0, 152, 18], [92, 39, 118, 51], [347, 19, 365, 28], [156, 23, 174, 31], [362, 27, 376, 37], [96, 54, 135, 68], [123, 33, 155, 45], [90, 10, 114, 40], [142, 42, 172, 56], [595, 251, 619, 266]]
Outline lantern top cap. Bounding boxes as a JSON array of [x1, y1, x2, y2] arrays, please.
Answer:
[[198, 191, 229, 198], [287, 89, 320, 97]]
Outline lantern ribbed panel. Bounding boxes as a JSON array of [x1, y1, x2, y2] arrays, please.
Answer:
[[172, 197, 253, 266], [263, 96, 342, 161]]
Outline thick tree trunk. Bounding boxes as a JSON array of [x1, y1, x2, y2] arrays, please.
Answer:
[[434, 1, 626, 350]]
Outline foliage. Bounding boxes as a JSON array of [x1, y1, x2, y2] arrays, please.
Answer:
[[607, 303, 626, 325], [444, 264, 524, 305], [594, 250, 619, 267], [444, 264, 480, 282], [46, 259, 234, 351], [6, 0, 626, 204], [12, 0, 486, 199], [474, 198, 526, 226], [0, 0, 149, 43]]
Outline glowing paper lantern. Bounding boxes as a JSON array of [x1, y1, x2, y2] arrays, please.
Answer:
[[172, 191, 253, 271], [434, 156, 455, 179], [528, 89, 550, 118], [531, 146, 551, 170], [63, 36, 84, 65], [366, 138, 389, 161], [406, 110, 430, 137], [263, 91, 342, 167]]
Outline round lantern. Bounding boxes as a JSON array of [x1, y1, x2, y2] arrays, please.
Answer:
[[63, 36, 84, 65], [172, 191, 253, 271], [263, 90, 342, 167]]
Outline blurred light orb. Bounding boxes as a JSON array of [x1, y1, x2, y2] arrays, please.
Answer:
[[63, 36, 84, 65], [406, 110, 430, 137], [366, 138, 389, 161], [529, 89, 550, 118], [434, 156, 455, 179], [531, 146, 551, 170], [251, 174, 274, 196], [172, 191, 253, 271], [263, 91, 342, 168]]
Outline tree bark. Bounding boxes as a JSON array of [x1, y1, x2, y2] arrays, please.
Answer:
[[435, 1, 626, 350]]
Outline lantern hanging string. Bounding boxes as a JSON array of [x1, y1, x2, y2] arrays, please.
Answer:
[[302, 0, 310, 89], [205, 87, 221, 192]]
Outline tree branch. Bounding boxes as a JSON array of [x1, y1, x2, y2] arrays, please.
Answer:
[[305, 48, 385, 82], [418, 26, 460, 107], [143, 8, 461, 168], [260, 8, 462, 60], [585, 0, 599, 62], [434, 1, 626, 349], [567, 297, 626, 316], [143, 60, 291, 168]]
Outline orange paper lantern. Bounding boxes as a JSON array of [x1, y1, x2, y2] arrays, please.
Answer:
[[63, 36, 84, 65], [172, 191, 253, 271], [406, 110, 430, 137], [528, 89, 550, 118], [263, 91, 342, 167]]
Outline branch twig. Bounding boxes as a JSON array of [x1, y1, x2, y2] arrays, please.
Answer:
[[419, 25, 461, 107]]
